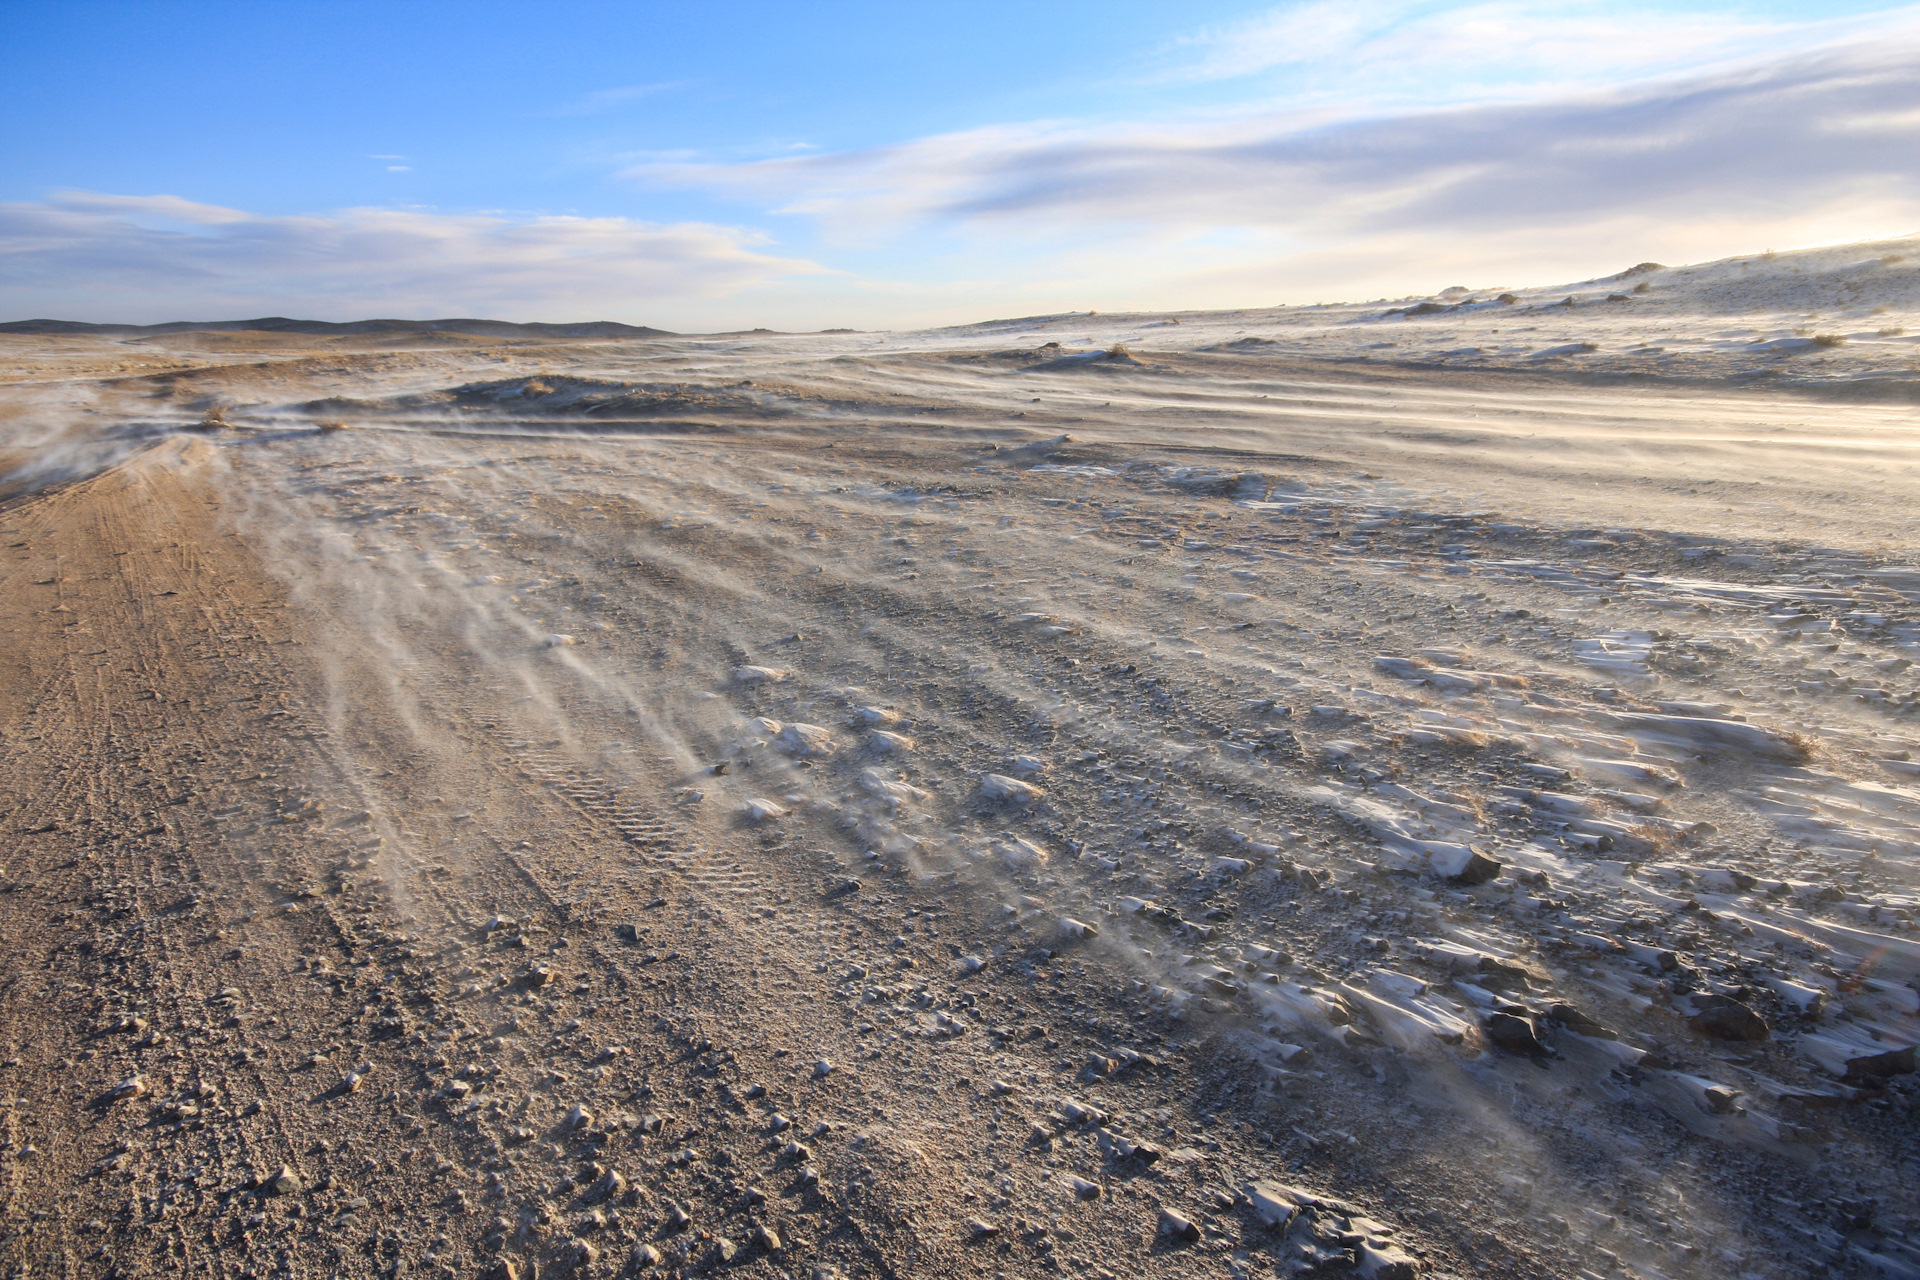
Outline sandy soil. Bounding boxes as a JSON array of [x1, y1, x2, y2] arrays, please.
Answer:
[[1, 239, 1917, 1280]]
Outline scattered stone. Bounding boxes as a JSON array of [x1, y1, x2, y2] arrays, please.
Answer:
[[774, 723, 838, 758], [744, 798, 787, 823], [1548, 1004, 1617, 1039], [980, 774, 1045, 804], [1157, 1208, 1201, 1242], [102, 1076, 146, 1104], [732, 666, 788, 685], [1688, 995, 1770, 1042], [868, 730, 915, 754], [1484, 1012, 1545, 1056]]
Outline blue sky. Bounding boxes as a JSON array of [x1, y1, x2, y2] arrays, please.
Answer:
[[4, 0, 1919, 327]]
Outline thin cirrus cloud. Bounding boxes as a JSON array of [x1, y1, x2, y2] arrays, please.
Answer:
[[1155, 0, 1868, 93], [639, 30, 1920, 277], [0, 192, 824, 325], [547, 82, 688, 117]]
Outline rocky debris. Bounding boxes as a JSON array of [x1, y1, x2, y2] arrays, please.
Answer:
[[868, 729, 915, 754], [1800, 1029, 1917, 1082], [980, 773, 1045, 803], [743, 797, 787, 822], [1483, 1011, 1547, 1056], [1157, 1207, 1201, 1242], [1547, 1004, 1617, 1040], [100, 1075, 146, 1104], [731, 665, 788, 685], [1688, 994, 1770, 1041], [263, 1164, 303, 1196], [773, 722, 838, 758]]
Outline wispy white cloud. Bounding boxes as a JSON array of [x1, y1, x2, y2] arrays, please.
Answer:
[[1159, 1, 1918, 99], [547, 82, 687, 117], [0, 194, 824, 324], [642, 33, 1920, 247]]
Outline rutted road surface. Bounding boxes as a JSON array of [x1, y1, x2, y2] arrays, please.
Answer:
[[0, 319, 1916, 1280]]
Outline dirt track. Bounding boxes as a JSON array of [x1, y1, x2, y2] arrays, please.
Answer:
[[0, 323, 1917, 1280]]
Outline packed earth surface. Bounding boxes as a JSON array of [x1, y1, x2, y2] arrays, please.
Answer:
[[1, 239, 1918, 1280]]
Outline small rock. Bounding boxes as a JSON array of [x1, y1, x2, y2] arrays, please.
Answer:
[[1157, 1208, 1201, 1242], [967, 1217, 1001, 1238], [1547, 1003, 1616, 1039], [868, 730, 915, 754], [1070, 1176, 1101, 1200], [754, 1224, 783, 1253], [587, 1169, 625, 1203], [564, 1104, 595, 1133], [1484, 1012, 1545, 1056], [774, 723, 838, 758], [980, 774, 1045, 804], [1689, 995, 1769, 1042], [812, 1059, 833, 1079], [712, 1236, 739, 1265], [103, 1075, 146, 1103], [732, 666, 788, 685], [630, 1243, 663, 1269], [264, 1164, 302, 1196], [743, 798, 787, 823]]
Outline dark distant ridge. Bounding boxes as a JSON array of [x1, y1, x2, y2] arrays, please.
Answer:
[[0, 316, 677, 339]]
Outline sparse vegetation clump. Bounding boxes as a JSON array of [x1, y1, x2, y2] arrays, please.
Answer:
[[1105, 343, 1132, 360], [1810, 333, 1847, 348]]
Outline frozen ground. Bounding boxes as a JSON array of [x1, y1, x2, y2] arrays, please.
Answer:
[[0, 236, 1916, 1280]]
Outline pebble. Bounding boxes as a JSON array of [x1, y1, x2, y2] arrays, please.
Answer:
[[980, 774, 1045, 803], [103, 1075, 146, 1103], [1688, 995, 1770, 1041], [732, 665, 788, 684], [743, 798, 787, 822], [1157, 1208, 1201, 1242], [774, 723, 838, 758], [868, 729, 915, 754]]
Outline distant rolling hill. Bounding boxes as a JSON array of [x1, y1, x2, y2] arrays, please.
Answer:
[[0, 316, 677, 339]]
